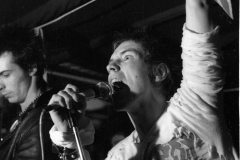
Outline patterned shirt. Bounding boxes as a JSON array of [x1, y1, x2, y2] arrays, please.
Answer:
[[106, 118, 211, 160], [147, 129, 209, 160]]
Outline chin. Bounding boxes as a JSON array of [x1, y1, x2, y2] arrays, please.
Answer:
[[111, 91, 135, 111], [112, 100, 127, 111], [7, 97, 20, 104], [6, 98, 15, 103]]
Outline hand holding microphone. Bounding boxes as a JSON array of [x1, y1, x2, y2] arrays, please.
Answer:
[[47, 82, 112, 132]]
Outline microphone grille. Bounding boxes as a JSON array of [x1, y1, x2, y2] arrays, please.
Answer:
[[96, 82, 113, 100]]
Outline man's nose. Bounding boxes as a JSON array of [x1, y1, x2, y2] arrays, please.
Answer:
[[106, 61, 120, 73], [0, 84, 4, 91]]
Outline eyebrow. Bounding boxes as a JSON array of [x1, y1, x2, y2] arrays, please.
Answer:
[[108, 48, 142, 64]]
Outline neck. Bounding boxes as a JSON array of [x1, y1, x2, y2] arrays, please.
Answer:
[[127, 92, 168, 141], [20, 76, 47, 111]]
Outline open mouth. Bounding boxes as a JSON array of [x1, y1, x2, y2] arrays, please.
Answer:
[[112, 81, 126, 94]]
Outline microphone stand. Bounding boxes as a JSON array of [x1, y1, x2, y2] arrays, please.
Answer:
[[67, 110, 86, 160]]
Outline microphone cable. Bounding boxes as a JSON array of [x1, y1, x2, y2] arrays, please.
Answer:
[[39, 109, 46, 160]]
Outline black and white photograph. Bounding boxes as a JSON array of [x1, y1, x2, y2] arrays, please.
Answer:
[[0, 0, 238, 160]]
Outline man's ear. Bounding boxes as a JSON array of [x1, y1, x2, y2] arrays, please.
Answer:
[[152, 63, 168, 82], [29, 64, 38, 76]]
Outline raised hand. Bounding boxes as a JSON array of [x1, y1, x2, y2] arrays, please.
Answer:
[[186, 0, 215, 33]]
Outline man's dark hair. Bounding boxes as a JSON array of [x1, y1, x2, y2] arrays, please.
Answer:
[[112, 27, 182, 99], [0, 25, 45, 75]]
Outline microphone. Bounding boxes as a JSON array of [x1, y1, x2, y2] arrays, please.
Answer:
[[44, 82, 113, 112]]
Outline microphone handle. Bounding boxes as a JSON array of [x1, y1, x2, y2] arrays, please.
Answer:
[[66, 109, 78, 127]]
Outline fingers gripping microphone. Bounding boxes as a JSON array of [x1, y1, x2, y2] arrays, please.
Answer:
[[44, 82, 113, 112]]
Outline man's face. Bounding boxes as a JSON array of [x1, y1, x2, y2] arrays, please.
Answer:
[[107, 40, 152, 110], [0, 52, 31, 103]]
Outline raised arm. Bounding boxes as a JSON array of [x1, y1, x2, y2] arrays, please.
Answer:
[[186, 0, 214, 33], [168, 0, 238, 159]]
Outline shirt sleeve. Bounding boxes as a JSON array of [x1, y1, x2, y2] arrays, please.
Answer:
[[169, 24, 223, 124], [168, 24, 238, 159], [180, 24, 223, 111], [49, 117, 95, 149]]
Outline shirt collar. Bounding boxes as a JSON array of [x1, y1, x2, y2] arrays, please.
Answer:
[[131, 103, 176, 144]]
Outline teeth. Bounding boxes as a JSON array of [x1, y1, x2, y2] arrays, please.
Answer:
[[111, 78, 122, 85]]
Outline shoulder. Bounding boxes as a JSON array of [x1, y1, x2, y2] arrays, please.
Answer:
[[106, 132, 135, 160]]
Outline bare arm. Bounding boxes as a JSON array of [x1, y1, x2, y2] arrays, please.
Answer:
[[186, 0, 214, 33]]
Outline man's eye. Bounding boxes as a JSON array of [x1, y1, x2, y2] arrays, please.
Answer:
[[3, 74, 9, 77], [123, 55, 133, 61]]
